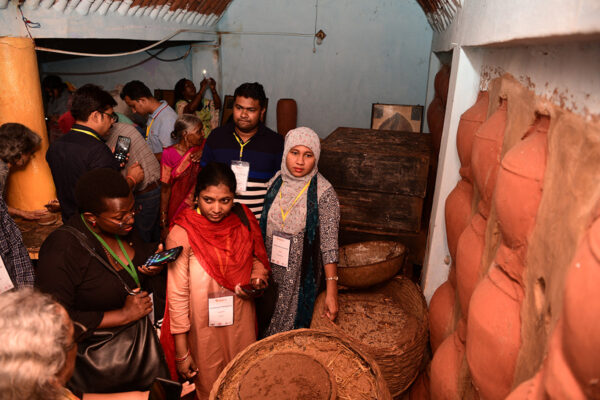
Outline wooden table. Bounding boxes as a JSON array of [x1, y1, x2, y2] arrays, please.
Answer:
[[13, 214, 62, 260]]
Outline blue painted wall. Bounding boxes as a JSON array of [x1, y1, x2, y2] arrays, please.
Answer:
[[217, 0, 433, 137], [40, 44, 194, 95]]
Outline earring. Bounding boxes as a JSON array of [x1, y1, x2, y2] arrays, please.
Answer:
[[91, 220, 97, 227]]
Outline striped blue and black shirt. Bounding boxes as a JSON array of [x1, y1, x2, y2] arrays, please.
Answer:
[[200, 122, 284, 218]]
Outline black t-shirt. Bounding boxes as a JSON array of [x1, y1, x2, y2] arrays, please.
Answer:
[[46, 124, 119, 221]]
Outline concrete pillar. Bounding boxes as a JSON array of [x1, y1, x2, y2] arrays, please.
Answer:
[[0, 37, 56, 210]]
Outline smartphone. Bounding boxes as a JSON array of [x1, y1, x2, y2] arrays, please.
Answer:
[[114, 135, 131, 164], [148, 377, 182, 400], [240, 284, 264, 297], [144, 246, 184, 267]]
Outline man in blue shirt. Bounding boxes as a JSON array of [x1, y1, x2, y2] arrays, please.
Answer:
[[120, 80, 177, 161], [200, 82, 284, 218]]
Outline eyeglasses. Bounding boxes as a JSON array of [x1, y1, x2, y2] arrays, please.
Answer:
[[99, 111, 119, 123], [97, 204, 142, 227]]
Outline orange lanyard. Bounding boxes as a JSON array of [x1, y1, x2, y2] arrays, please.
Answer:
[[233, 131, 251, 159], [71, 128, 100, 141], [145, 103, 168, 140]]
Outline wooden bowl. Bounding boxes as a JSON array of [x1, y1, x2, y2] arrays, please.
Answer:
[[338, 241, 406, 288]]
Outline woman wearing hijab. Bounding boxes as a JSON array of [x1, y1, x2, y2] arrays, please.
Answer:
[[166, 162, 270, 399], [258, 127, 340, 338]]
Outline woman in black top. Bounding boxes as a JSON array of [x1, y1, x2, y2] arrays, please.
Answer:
[[36, 168, 168, 394]]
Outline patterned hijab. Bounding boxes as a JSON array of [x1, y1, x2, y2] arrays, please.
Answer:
[[267, 127, 321, 236]]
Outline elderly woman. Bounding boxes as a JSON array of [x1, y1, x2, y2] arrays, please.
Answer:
[[257, 127, 340, 338], [173, 78, 221, 138], [36, 168, 169, 395], [166, 162, 269, 399], [0, 288, 193, 400]]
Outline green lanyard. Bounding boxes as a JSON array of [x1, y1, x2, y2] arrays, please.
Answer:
[[233, 131, 251, 159], [81, 214, 140, 287]]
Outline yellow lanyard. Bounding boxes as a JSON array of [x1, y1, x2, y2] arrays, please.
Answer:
[[146, 103, 168, 140], [279, 181, 310, 227], [233, 132, 251, 159], [71, 128, 100, 141]]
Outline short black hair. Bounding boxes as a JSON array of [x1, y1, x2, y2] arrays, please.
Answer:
[[70, 84, 117, 122], [0, 123, 41, 164], [75, 168, 131, 214], [41, 75, 65, 91], [194, 162, 236, 199], [120, 80, 153, 101], [233, 82, 267, 109]]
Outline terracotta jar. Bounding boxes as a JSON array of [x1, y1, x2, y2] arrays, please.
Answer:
[[492, 242, 526, 286], [466, 265, 523, 400], [457, 91, 489, 182], [561, 215, 600, 398], [430, 329, 466, 400], [429, 280, 457, 354], [505, 371, 543, 400], [542, 320, 587, 400], [455, 211, 486, 315], [445, 178, 474, 262], [434, 64, 451, 106], [276, 98, 297, 136], [427, 95, 445, 156], [494, 114, 549, 249], [471, 97, 508, 218], [408, 365, 430, 400]]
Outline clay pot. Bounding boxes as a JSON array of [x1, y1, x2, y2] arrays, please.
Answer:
[[455, 212, 486, 316], [457, 91, 489, 182], [561, 215, 600, 399], [505, 371, 544, 400], [542, 320, 587, 400], [428, 280, 457, 354], [494, 114, 549, 249], [466, 265, 523, 400], [408, 365, 431, 400], [430, 330, 466, 400], [471, 97, 507, 218], [445, 179, 474, 262], [434, 64, 451, 106], [427, 96, 445, 157], [492, 242, 526, 286], [276, 98, 297, 136]]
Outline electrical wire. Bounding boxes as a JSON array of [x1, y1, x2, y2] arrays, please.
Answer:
[[313, 0, 319, 53], [18, 4, 40, 40], [34, 29, 313, 58], [145, 44, 192, 61]]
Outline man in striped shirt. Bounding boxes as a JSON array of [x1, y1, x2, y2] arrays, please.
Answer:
[[200, 82, 284, 218]]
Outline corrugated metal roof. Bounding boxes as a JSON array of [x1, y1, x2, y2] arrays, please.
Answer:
[[2, 0, 231, 25]]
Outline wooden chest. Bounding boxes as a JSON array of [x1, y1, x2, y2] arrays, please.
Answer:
[[319, 127, 431, 235]]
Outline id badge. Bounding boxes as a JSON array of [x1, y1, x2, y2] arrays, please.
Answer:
[[271, 231, 292, 269], [231, 161, 250, 193], [208, 288, 234, 327], [0, 255, 14, 294]]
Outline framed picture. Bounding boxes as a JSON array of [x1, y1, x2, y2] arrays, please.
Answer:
[[371, 104, 424, 133], [220, 95, 268, 126]]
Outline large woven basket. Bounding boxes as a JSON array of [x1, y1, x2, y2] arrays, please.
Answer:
[[209, 329, 392, 400], [311, 276, 428, 397], [338, 241, 406, 288]]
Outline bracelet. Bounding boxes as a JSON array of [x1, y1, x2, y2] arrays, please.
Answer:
[[325, 276, 338, 281], [125, 175, 137, 186], [175, 349, 190, 363]]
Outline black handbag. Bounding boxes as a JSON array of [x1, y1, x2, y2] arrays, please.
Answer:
[[59, 225, 170, 394]]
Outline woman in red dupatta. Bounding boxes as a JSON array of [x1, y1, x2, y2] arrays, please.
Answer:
[[164, 162, 270, 400], [159, 115, 205, 240]]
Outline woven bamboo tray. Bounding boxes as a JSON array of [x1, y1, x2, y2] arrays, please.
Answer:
[[209, 329, 392, 400], [338, 241, 406, 288], [311, 276, 428, 397]]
